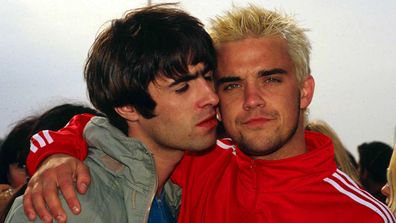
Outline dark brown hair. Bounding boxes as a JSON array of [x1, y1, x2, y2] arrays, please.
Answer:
[[84, 3, 216, 133]]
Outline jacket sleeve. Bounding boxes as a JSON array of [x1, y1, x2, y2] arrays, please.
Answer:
[[25, 113, 95, 176]]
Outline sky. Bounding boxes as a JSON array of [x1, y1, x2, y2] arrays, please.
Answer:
[[1, 0, 395, 159]]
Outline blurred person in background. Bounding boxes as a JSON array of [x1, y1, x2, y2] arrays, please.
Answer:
[[306, 119, 360, 184], [0, 117, 37, 217], [359, 141, 393, 203], [0, 103, 99, 222]]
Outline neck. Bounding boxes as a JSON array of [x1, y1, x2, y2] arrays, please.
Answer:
[[151, 149, 184, 194], [127, 125, 184, 194]]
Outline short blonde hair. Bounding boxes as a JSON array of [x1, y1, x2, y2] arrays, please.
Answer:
[[210, 5, 311, 84]]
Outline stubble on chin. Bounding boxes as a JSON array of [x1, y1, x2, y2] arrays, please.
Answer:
[[237, 133, 283, 158]]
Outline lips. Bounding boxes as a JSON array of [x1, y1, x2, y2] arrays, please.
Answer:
[[197, 116, 218, 129], [242, 116, 272, 127]]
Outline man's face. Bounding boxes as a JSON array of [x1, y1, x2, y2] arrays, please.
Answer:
[[136, 63, 219, 152], [215, 37, 313, 159]]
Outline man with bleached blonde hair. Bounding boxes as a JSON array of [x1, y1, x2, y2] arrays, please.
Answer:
[[210, 5, 311, 85], [19, 5, 394, 223], [175, 6, 393, 221]]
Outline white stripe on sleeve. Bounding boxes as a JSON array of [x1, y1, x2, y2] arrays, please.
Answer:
[[32, 134, 46, 148], [42, 130, 54, 144], [30, 143, 38, 153], [323, 177, 389, 223]]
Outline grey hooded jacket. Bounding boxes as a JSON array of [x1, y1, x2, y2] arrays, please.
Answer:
[[5, 117, 182, 223]]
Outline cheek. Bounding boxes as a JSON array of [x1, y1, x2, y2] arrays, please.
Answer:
[[219, 99, 238, 129]]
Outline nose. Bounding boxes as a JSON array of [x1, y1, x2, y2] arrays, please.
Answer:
[[243, 83, 265, 110], [197, 77, 219, 108]]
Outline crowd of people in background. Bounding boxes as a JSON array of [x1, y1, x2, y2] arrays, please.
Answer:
[[0, 3, 395, 223]]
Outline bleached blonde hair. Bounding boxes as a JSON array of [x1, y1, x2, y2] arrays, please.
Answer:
[[210, 5, 311, 84]]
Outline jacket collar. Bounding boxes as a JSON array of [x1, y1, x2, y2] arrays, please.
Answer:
[[232, 130, 337, 192]]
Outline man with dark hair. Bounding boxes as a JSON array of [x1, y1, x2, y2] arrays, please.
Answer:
[[5, 4, 218, 223]]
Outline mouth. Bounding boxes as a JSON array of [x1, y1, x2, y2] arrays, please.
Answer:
[[242, 117, 272, 127], [197, 115, 218, 129]]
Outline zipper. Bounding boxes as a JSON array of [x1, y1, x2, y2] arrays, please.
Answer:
[[143, 151, 158, 223]]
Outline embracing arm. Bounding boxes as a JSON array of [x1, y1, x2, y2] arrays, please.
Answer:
[[24, 113, 94, 223], [26, 113, 94, 176]]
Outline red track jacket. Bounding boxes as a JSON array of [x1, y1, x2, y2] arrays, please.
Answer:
[[27, 114, 395, 223]]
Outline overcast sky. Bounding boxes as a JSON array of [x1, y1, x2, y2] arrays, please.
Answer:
[[1, 0, 395, 158]]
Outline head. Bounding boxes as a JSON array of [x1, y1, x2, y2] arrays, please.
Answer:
[[306, 119, 360, 183], [0, 118, 36, 187], [210, 5, 314, 159], [85, 3, 218, 152], [358, 141, 393, 202], [0, 103, 99, 188]]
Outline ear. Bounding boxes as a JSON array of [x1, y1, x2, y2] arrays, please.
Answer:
[[300, 75, 315, 109], [114, 105, 139, 122]]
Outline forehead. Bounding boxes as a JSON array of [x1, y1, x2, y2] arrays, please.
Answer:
[[215, 36, 292, 77]]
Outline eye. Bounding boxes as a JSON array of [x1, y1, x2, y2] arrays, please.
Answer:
[[264, 77, 281, 83], [223, 83, 241, 91], [175, 83, 189, 93]]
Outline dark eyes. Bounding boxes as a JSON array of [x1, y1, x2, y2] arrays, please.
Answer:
[[175, 74, 213, 94], [175, 84, 189, 93]]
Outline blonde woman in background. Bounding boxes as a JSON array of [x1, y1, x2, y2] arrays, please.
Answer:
[[306, 119, 360, 184]]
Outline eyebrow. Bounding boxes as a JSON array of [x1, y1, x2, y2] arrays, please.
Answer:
[[258, 68, 287, 76], [215, 76, 241, 86], [216, 68, 287, 86], [169, 74, 198, 87]]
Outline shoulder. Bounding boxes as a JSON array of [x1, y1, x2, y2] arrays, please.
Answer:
[[4, 196, 30, 222], [323, 170, 395, 223]]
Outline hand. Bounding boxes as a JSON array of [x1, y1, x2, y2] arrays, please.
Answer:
[[23, 154, 91, 223], [0, 184, 15, 212], [0, 184, 14, 198]]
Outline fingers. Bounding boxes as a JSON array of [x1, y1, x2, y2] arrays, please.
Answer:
[[22, 187, 37, 221], [22, 154, 85, 222], [76, 160, 91, 195], [28, 184, 53, 223], [42, 178, 67, 222], [0, 184, 12, 191], [57, 169, 81, 215]]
